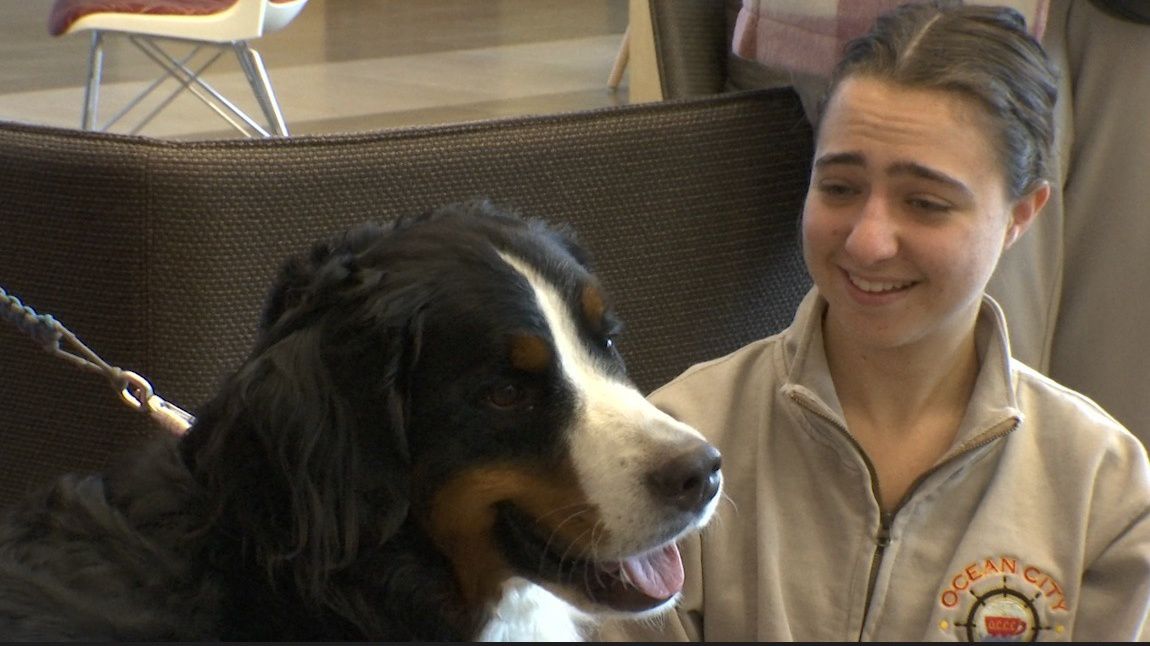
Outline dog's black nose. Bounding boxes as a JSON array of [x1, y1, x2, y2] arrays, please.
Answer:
[[646, 442, 722, 514]]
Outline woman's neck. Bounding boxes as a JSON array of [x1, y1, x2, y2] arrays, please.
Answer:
[[822, 313, 980, 434], [821, 312, 981, 510]]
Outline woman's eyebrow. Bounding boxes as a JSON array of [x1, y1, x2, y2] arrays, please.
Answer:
[[814, 151, 973, 200], [813, 151, 865, 169], [888, 161, 974, 199]]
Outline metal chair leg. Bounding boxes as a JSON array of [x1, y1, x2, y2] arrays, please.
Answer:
[[134, 38, 268, 137], [78, 33, 289, 138], [234, 43, 288, 136], [81, 31, 105, 130]]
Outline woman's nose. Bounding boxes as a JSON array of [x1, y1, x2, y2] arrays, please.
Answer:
[[843, 197, 899, 263]]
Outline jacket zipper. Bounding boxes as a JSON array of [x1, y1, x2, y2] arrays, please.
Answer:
[[786, 389, 1019, 640], [861, 511, 894, 641]]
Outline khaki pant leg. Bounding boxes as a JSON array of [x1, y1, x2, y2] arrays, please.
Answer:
[[1047, 0, 1150, 439]]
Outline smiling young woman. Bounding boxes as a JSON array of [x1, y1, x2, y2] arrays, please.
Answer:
[[600, 1, 1150, 642], [803, 77, 1050, 510]]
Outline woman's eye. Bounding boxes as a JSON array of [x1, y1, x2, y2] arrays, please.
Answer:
[[487, 383, 526, 410], [908, 197, 952, 213], [817, 181, 858, 200]]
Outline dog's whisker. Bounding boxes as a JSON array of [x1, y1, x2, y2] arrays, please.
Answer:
[[721, 491, 739, 515], [532, 500, 594, 523], [556, 524, 599, 585], [703, 492, 738, 533], [586, 520, 615, 589], [536, 505, 594, 576]]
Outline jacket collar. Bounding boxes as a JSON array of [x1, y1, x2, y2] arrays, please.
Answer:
[[781, 287, 1024, 451]]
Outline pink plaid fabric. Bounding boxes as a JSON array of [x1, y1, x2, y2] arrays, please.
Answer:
[[732, 0, 1050, 77]]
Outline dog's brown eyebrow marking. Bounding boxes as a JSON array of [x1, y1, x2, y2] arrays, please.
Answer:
[[580, 284, 606, 334], [509, 333, 552, 374]]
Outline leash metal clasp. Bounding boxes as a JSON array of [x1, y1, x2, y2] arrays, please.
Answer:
[[118, 370, 195, 436]]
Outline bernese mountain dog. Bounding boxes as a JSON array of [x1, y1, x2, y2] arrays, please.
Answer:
[[0, 201, 722, 640]]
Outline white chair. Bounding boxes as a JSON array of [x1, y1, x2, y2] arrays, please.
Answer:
[[49, 0, 309, 137]]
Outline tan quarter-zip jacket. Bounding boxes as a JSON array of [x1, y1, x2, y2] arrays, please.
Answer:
[[602, 288, 1150, 642]]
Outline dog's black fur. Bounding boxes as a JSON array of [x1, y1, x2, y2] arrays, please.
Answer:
[[0, 201, 720, 640]]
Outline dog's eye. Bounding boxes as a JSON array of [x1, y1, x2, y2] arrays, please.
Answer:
[[487, 382, 527, 410], [601, 315, 623, 353]]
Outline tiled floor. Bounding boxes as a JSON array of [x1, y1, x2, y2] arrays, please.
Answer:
[[0, 0, 630, 139]]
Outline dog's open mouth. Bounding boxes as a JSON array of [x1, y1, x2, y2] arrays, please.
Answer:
[[494, 503, 684, 612]]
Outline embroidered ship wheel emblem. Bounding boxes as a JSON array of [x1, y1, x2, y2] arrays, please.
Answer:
[[955, 579, 1048, 642]]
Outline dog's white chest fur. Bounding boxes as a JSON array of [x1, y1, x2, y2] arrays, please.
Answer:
[[476, 578, 588, 641]]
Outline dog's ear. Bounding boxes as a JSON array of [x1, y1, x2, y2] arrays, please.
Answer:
[[182, 229, 425, 606], [260, 223, 388, 334], [529, 216, 597, 273]]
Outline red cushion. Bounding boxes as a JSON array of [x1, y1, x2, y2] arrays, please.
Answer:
[[48, 0, 239, 36]]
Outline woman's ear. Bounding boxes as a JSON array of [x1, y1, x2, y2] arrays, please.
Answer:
[[1005, 181, 1052, 250]]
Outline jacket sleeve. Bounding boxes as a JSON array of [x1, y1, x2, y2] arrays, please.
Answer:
[[1074, 507, 1150, 640], [1073, 441, 1150, 641]]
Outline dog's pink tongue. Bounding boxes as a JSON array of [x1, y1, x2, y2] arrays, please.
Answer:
[[621, 543, 684, 600]]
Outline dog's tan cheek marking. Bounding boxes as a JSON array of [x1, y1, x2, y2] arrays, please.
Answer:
[[509, 333, 551, 374], [580, 284, 606, 334], [420, 461, 610, 607]]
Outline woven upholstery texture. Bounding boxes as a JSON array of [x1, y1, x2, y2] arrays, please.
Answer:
[[0, 87, 814, 508], [650, 0, 784, 98], [649, 0, 730, 97]]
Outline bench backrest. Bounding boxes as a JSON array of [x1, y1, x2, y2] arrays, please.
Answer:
[[0, 88, 814, 507]]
